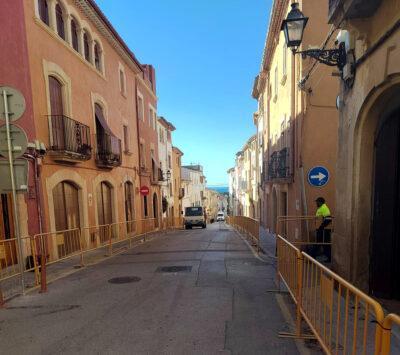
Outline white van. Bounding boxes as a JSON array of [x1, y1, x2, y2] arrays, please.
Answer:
[[216, 212, 225, 222], [184, 207, 206, 229]]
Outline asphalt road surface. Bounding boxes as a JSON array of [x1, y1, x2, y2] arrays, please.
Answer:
[[0, 223, 302, 354]]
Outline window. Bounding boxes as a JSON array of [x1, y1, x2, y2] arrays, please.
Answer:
[[139, 143, 145, 168], [153, 111, 157, 129], [94, 43, 101, 71], [274, 66, 278, 99], [119, 69, 125, 94], [159, 128, 164, 143], [137, 95, 144, 120], [282, 43, 287, 77], [71, 19, 79, 52], [38, 0, 49, 26], [83, 31, 90, 62], [55, 4, 65, 40], [123, 125, 129, 153], [168, 155, 171, 169], [148, 107, 153, 127]]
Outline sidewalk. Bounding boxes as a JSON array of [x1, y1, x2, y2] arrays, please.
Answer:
[[1, 231, 164, 300]]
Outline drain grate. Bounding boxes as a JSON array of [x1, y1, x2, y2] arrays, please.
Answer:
[[108, 276, 141, 284], [156, 266, 192, 273]]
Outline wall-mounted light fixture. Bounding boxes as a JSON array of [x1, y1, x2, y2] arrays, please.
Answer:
[[281, 3, 349, 78]]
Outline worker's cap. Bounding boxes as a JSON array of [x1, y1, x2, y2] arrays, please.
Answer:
[[315, 197, 325, 204]]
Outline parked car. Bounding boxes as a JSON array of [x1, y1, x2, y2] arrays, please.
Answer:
[[216, 212, 225, 222]]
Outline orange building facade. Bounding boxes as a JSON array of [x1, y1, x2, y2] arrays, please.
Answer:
[[0, 0, 165, 261]]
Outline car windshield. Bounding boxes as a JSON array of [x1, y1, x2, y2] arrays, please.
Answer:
[[185, 207, 203, 216]]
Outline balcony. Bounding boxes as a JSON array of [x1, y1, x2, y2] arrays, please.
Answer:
[[95, 133, 122, 168], [328, 0, 382, 25], [48, 115, 92, 163], [267, 148, 292, 182]]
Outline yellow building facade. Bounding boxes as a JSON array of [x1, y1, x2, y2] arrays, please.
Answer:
[[253, 0, 338, 238]]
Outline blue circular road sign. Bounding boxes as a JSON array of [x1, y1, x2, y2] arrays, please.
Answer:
[[308, 166, 329, 187]]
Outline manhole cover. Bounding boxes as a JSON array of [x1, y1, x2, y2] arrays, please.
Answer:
[[156, 266, 192, 273], [108, 276, 141, 284]]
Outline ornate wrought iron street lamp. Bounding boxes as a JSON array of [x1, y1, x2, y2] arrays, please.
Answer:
[[281, 3, 347, 70]]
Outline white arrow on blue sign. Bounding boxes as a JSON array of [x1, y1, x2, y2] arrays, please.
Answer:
[[308, 166, 329, 187]]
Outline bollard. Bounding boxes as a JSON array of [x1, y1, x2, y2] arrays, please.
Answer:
[[40, 236, 47, 293]]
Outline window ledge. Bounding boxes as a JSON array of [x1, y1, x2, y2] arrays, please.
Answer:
[[124, 150, 132, 156], [281, 74, 287, 86]]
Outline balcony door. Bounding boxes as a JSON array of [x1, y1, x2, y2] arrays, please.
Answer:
[[49, 76, 65, 149], [53, 181, 80, 255]]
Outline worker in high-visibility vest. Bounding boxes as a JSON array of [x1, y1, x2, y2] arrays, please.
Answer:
[[315, 197, 332, 262]]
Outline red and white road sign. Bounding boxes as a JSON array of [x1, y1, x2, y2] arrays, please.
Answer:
[[140, 186, 150, 196]]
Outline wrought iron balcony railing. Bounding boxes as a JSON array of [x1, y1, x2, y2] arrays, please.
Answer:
[[267, 147, 291, 181], [49, 115, 92, 161], [95, 133, 122, 168], [158, 168, 164, 182]]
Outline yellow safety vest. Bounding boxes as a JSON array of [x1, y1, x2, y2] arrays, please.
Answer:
[[316, 204, 331, 218]]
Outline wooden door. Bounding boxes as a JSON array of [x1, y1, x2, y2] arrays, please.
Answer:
[[153, 193, 159, 228], [371, 109, 400, 299], [125, 182, 134, 234], [53, 182, 80, 256], [0, 194, 17, 268], [97, 182, 112, 242], [49, 76, 65, 149]]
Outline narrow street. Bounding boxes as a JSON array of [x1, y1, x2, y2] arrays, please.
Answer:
[[0, 224, 303, 354]]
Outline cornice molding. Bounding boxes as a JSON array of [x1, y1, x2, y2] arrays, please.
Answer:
[[75, 0, 143, 75], [260, 0, 290, 72]]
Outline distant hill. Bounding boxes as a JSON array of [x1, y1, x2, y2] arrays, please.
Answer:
[[207, 186, 229, 194]]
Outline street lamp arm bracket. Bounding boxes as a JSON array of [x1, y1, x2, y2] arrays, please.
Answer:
[[296, 44, 347, 70]]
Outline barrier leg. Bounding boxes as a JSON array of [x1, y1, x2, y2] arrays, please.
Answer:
[[40, 236, 47, 293], [79, 229, 85, 267], [108, 225, 112, 256]]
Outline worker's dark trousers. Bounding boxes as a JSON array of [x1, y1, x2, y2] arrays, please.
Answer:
[[316, 227, 331, 262]]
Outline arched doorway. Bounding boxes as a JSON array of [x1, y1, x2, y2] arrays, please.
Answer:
[[53, 181, 80, 255], [370, 107, 400, 299], [97, 181, 113, 242], [153, 193, 159, 228]]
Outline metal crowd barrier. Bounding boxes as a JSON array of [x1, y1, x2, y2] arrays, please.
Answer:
[[227, 216, 260, 252], [0, 216, 186, 301], [275, 233, 400, 354]]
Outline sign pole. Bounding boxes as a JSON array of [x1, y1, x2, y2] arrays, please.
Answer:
[[2, 89, 25, 294]]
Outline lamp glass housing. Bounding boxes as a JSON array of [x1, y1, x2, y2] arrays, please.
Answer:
[[281, 3, 308, 50]]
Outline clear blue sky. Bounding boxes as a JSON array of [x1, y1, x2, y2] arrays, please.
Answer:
[[96, 0, 270, 185]]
